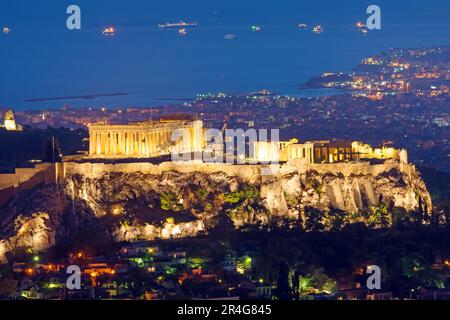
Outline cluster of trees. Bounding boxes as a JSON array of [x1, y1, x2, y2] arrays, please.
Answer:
[[420, 167, 450, 226], [160, 192, 183, 212], [0, 127, 87, 167], [213, 221, 450, 299], [222, 186, 269, 224]]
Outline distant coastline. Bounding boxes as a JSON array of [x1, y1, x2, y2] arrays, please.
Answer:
[[294, 87, 345, 98]]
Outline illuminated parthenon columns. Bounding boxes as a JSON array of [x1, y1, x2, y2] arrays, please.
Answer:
[[88, 120, 203, 158]]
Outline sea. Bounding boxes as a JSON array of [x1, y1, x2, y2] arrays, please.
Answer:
[[0, 0, 449, 110]]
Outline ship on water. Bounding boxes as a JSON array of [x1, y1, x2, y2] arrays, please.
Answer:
[[3, 27, 11, 35], [178, 28, 187, 35], [102, 27, 115, 36], [312, 25, 324, 34], [298, 23, 307, 29], [251, 25, 262, 32], [158, 21, 198, 29], [224, 34, 237, 40], [358, 28, 368, 35], [356, 22, 369, 35], [356, 21, 366, 28]]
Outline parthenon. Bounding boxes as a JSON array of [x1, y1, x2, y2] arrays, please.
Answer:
[[88, 120, 203, 158]]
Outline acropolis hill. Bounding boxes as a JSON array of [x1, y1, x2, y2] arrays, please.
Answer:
[[0, 119, 431, 262], [0, 157, 432, 262]]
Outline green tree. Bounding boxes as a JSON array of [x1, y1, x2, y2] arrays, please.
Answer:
[[304, 207, 325, 232], [43, 136, 62, 162], [160, 192, 183, 211], [298, 269, 336, 295], [0, 278, 18, 299], [376, 203, 391, 228], [223, 192, 241, 204], [276, 260, 291, 300]]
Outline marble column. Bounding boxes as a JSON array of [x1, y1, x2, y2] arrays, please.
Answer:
[[110, 132, 115, 155], [89, 131, 95, 155], [145, 133, 150, 156], [97, 132, 101, 155], [165, 129, 170, 151], [113, 132, 118, 155], [138, 132, 143, 155], [135, 132, 139, 155], [121, 132, 126, 155], [134, 131, 138, 155], [96, 133, 101, 155], [126, 132, 130, 155], [150, 131, 156, 155], [105, 133, 110, 155], [130, 132, 135, 155], [156, 131, 160, 150], [98, 132, 103, 155], [117, 132, 122, 155]]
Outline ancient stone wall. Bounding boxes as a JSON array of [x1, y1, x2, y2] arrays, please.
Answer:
[[0, 159, 418, 207], [0, 163, 56, 205], [61, 159, 416, 185], [62, 161, 263, 184]]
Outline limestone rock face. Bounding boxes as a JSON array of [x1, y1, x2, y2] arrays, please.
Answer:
[[0, 213, 54, 263], [0, 185, 69, 263], [295, 167, 432, 216], [0, 162, 432, 262], [111, 220, 205, 242]]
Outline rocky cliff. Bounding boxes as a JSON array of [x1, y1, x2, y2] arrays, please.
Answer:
[[0, 161, 432, 262]]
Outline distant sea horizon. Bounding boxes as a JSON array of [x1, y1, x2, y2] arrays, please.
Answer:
[[8, 88, 345, 111], [1, 0, 449, 110]]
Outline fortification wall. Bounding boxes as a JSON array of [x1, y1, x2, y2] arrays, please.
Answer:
[[62, 159, 415, 183], [305, 161, 415, 178], [0, 159, 416, 206], [0, 163, 57, 205], [62, 161, 262, 184]]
